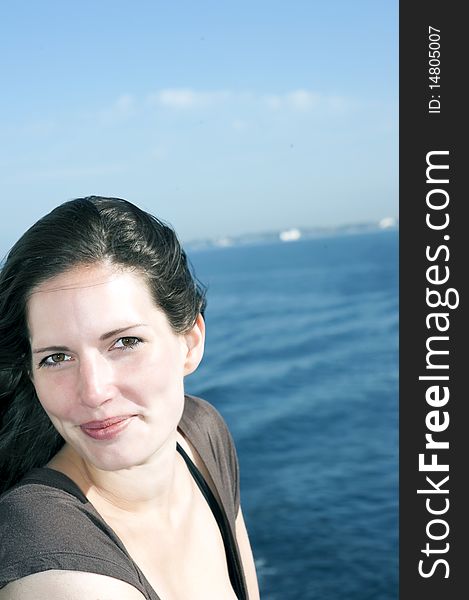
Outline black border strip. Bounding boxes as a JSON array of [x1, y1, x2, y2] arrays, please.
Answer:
[[400, 2, 466, 598]]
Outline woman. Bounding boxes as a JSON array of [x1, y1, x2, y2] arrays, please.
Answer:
[[0, 197, 259, 600]]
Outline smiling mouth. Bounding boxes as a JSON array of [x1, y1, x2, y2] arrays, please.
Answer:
[[81, 416, 133, 429], [80, 416, 135, 440]]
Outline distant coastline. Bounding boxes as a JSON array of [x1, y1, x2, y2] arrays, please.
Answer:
[[0, 218, 399, 263], [185, 216, 399, 252]]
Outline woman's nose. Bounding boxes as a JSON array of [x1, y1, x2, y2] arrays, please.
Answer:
[[77, 354, 115, 408]]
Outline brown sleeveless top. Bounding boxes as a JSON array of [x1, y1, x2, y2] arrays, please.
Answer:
[[0, 395, 248, 599]]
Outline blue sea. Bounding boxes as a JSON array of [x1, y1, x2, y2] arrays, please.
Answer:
[[187, 229, 398, 600]]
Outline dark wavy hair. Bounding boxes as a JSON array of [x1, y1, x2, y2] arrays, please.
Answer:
[[0, 196, 206, 494]]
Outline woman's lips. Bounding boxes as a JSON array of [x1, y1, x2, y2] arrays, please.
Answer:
[[80, 415, 135, 440]]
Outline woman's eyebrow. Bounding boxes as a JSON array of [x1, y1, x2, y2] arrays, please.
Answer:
[[32, 324, 148, 354], [32, 345, 71, 355], [99, 323, 148, 341]]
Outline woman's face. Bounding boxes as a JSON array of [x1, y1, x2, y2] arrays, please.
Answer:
[[27, 263, 203, 472]]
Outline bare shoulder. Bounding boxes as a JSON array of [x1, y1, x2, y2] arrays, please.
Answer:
[[0, 571, 146, 600]]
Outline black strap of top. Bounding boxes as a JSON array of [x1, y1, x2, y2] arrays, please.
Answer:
[[176, 442, 247, 600]]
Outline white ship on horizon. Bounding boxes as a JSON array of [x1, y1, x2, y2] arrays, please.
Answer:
[[279, 228, 301, 242]]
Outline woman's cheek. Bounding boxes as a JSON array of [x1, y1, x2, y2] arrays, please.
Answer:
[[34, 374, 76, 419], [130, 346, 183, 387], [128, 361, 175, 394]]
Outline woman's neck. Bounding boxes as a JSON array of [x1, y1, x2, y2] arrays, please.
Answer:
[[47, 431, 191, 524]]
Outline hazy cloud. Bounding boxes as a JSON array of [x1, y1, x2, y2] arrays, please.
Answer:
[[144, 88, 346, 113], [263, 89, 347, 112], [92, 88, 351, 126], [287, 90, 320, 110], [25, 164, 126, 181], [232, 119, 248, 131], [147, 89, 231, 109], [99, 94, 136, 122], [264, 95, 283, 110]]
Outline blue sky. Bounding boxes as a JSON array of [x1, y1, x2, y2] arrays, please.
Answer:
[[0, 0, 397, 252]]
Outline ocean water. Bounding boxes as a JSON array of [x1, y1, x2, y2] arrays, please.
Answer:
[[187, 230, 398, 600]]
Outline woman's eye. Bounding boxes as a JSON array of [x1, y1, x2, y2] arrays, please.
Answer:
[[114, 336, 142, 350], [39, 353, 72, 368]]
